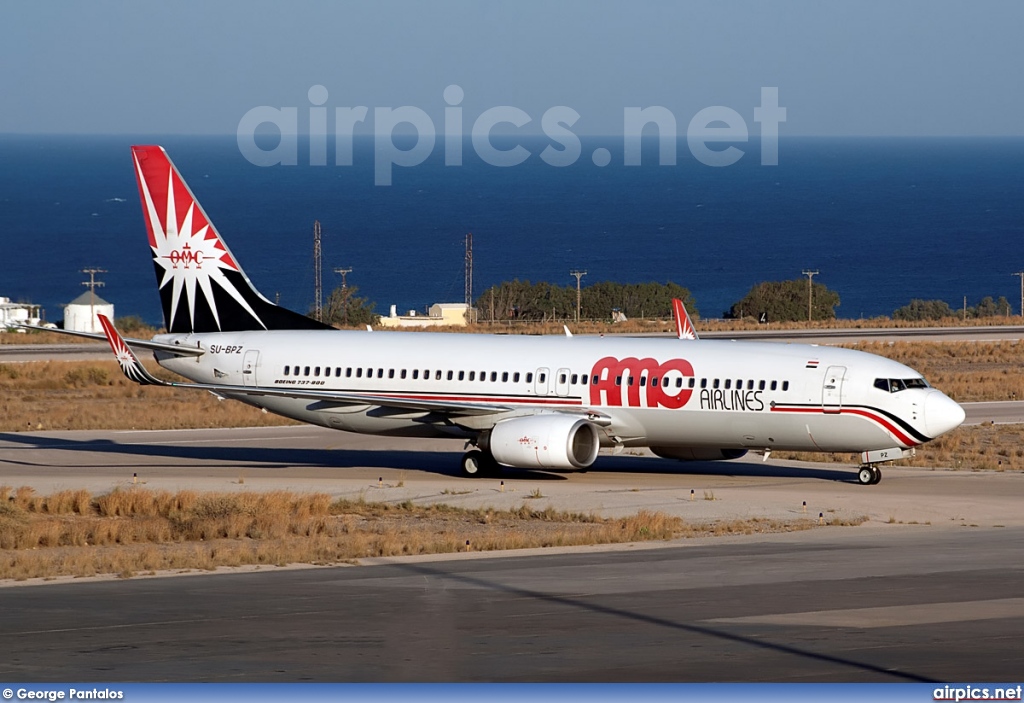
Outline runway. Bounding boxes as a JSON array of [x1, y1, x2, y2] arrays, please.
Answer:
[[1, 426, 1023, 680], [0, 526, 1021, 681]]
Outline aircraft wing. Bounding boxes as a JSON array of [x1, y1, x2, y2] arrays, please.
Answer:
[[96, 315, 607, 420], [15, 323, 205, 358]]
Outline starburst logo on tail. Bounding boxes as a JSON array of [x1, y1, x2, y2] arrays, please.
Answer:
[[134, 150, 265, 332]]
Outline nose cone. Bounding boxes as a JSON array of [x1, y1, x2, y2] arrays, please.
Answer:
[[924, 391, 966, 438]]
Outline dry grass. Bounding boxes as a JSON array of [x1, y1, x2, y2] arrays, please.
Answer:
[[0, 360, 296, 432], [776, 423, 1024, 471], [0, 487, 839, 581], [846, 340, 1024, 402]]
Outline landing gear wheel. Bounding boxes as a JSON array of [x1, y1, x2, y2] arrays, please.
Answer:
[[870, 466, 882, 485], [857, 467, 874, 485], [461, 449, 499, 478]]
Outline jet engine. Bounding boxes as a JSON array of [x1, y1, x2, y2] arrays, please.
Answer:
[[650, 447, 748, 461], [487, 415, 601, 470]]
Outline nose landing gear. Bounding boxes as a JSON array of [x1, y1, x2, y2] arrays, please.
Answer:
[[857, 465, 882, 485]]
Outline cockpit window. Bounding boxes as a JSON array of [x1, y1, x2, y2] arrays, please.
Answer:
[[874, 377, 929, 393]]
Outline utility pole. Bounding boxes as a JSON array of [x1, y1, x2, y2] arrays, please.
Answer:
[[313, 221, 323, 322], [333, 267, 352, 325], [1014, 272, 1024, 318], [464, 233, 474, 324], [801, 269, 818, 323], [570, 270, 586, 323], [81, 267, 107, 333]]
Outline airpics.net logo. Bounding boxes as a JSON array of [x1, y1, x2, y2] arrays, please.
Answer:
[[236, 85, 786, 186]]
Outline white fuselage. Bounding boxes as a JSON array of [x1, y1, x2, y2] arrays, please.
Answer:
[[153, 329, 963, 455]]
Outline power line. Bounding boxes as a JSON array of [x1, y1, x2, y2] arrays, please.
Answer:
[[333, 267, 353, 325], [464, 233, 474, 324], [81, 267, 107, 333], [570, 270, 586, 323], [313, 221, 322, 322], [801, 269, 819, 323], [1011, 272, 1019, 319]]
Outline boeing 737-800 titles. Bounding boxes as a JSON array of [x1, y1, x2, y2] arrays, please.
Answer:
[[44, 146, 966, 485]]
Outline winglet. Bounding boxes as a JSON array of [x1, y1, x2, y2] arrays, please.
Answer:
[[97, 314, 165, 386], [672, 298, 699, 340]]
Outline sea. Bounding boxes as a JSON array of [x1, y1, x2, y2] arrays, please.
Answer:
[[1, 134, 1022, 326]]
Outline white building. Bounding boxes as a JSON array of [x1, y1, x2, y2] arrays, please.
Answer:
[[64, 292, 114, 333], [0, 297, 43, 331], [377, 302, 470, 328]]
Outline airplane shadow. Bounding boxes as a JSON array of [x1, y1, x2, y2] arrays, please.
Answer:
[[0, 432, 859, 484]]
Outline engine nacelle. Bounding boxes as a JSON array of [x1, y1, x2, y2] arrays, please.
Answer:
[[487, 415, 601, 470], [650, 447, 748, 462]]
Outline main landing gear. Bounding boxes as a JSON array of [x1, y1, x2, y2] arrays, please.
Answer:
[[857, 465, 882, 486], [461, 448, 501, 478]]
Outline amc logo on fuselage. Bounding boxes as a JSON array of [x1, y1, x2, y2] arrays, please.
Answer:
[[589, 356, 694, 409]]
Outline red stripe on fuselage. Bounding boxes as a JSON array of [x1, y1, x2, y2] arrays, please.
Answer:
[[770, 405, 918, 447]]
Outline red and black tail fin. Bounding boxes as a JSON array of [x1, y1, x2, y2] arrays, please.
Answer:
[[131, 145, 331, 334], [672, 298, 699, 340]]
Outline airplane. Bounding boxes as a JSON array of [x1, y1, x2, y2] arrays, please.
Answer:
[[49, 145, 967, 485]]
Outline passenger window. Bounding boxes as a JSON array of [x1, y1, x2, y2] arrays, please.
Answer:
[[628, 376, 634, 386], [687, 378, 695, 388], [304, 366, 311, 376], [400, 369, 407, 379], [412, 369, 419, 380], [324, 367, 331, 377], [539, 373, 547, 383], [468, 371, 475, 381], [435, 370, 442, 380], [747, 380, 754, 390], [713, 379, 720, 389], [700, 378, 707, 389], [283, 366, 290, 376], [615, 376, 622, 386], [782, 381, 789, 391], [491, 372, 498, 382], [770, 381, 778, 391], [459, 371, 466, 381], [592, 375, 599, 385], [502, 372, 509, 382], [388, 369, 395, 379], [724, 379, 731, 390], [759, 380, 766, 390], [571, 374, 578, 385], [356, 368, 362, 378], [526, 372, 533, 383], [377, 369, 384, 378], [559, 373, 567, 384], [514, 372, 521, 383], [447, 371, 454, 381]]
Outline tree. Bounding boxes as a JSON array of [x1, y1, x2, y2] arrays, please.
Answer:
[[970, 296, 1011, 318], [475, 280, 698, 322], [728, 280, 840, 322], [893, 299, 954, 321], [323, 285, 379, 327]]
